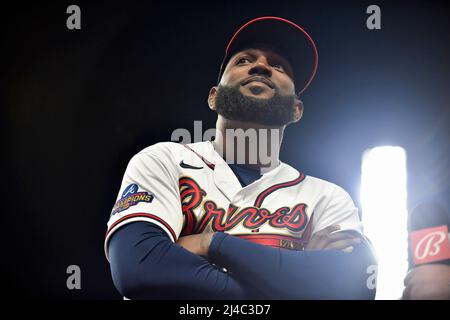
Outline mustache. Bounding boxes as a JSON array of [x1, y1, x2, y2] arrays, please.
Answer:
[[241, 76, 275, 89]]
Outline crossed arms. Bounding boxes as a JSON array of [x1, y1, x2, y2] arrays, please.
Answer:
[[108, 222, 377, 299]]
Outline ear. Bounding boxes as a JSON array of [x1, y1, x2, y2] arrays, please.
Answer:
[[292, 98, 304, 123], [208, 86, 218, 111]]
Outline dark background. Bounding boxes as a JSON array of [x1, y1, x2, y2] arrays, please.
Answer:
[[2, 0, 449, 299]]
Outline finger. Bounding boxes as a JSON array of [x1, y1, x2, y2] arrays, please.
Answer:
[[306, 234, 330, 250], [326, 231, 362, 242], [319, 230, 363, 250], [306, 230, 361, 250], [306, 225, 341, 250], [325, 238, 361, 250], [314, 225, 341, 237], [305, 236, 328, 250]]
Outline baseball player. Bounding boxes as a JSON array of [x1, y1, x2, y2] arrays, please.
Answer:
[[105, 17, 377, 299]]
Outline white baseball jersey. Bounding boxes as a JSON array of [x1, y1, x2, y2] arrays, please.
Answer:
[[104, 141, 363, 260]]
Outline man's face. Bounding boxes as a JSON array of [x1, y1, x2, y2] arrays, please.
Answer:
[[221, 48, 296, 99], [209, 48, 303, 126]]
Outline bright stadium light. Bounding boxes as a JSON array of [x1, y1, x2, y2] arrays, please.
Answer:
[[360, 146, 408, 300]]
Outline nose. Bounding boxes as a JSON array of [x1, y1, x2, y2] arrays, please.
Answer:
[[248, 58, 272, 78]]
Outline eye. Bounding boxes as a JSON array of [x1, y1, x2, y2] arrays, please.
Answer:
[[272, 64, 285, 72], [236, 57, 251, 65]]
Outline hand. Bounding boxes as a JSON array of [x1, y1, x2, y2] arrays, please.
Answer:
[[402, 264, 450, 300], [177, 232, 215, 257], [305, 225, 362, 252]]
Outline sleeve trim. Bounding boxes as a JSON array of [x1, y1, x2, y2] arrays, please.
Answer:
[[104, 213, 178, 262]]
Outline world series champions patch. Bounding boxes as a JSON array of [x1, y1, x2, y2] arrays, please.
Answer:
[[111, 183, 154, 216]]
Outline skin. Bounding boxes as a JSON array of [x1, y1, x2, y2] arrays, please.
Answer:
[[402, 264, 450, 300], [208, 48, 303, 170], [177, 48, 361, 256]]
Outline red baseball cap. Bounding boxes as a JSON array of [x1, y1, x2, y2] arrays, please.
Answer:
[[217, 16, 319, 96]]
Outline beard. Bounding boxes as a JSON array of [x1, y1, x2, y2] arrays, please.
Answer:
[[214, 84, 297, 126]]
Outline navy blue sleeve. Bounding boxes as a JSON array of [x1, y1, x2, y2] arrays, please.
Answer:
[[108, 222, 264, 299], [208, 232, 377, 300]]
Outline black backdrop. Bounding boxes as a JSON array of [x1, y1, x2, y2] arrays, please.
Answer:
[[2, 0, 449, 299]]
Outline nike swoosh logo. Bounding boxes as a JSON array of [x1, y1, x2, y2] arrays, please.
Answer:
[[179, 160, 203, 170]]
